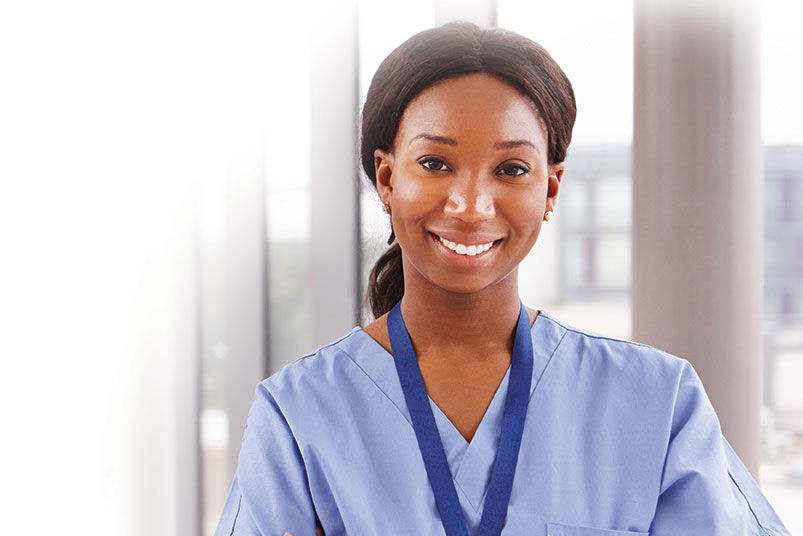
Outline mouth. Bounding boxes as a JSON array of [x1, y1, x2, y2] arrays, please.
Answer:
[[429, 232, 501, 257]]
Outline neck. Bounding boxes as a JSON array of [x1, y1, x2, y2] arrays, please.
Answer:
[[399, 270, 522, 364]]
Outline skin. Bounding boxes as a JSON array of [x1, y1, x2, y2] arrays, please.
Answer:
[[288, 72, 564, 536]]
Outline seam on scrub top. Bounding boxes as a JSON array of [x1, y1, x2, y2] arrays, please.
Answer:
[[540, 313, 653, 349], [528, 328, 568, 402], [453, 476, 483, 515], [261, 385, 322, 530], [651, 362, 692, 516], [727, 470, 768, 533], [228, 493, 242, 536], [290, 328, 362, 365], [338, 346, 414, 426]]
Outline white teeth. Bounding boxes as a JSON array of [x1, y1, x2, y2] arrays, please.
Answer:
[[438, 236, 495, 256]]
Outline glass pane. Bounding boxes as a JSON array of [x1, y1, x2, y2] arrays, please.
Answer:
[[596, 175, 631, 229], [596, 233, 630, 289], [564, 234, 588, 292], [561, 178, 589, 229], [761, 145, 803, 532], [268, 240, 311, 370], [199, 172, 229, 535], [762, 15, 803, 520]]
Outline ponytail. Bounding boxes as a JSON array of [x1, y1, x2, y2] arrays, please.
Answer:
[[366, 235, 404, 318]]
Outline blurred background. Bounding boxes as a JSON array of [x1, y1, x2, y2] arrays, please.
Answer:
[[0, 0, 801, 534]]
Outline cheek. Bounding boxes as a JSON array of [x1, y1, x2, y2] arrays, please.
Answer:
[[389, 185, 426, 243], [392, 176, 445, 218], [394, 180, 426, 206], [502, 187, 547, 228]]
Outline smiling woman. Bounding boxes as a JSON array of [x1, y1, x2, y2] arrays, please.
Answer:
[[215, 22, 790, 536], [372, 73, 560, 301]]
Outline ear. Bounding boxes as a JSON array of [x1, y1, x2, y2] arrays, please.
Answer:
[[374, 148, 394, 204], [545, 162, 564, 212]]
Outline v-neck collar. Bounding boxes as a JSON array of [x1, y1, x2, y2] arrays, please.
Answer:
[[343, 311, 566, 514]]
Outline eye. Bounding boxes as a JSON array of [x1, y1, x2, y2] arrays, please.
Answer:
[[498, 163, 529, 177], [418, 157, 451, 172]]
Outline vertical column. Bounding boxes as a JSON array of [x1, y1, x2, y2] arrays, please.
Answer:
[[223, 146, 270, 477], [172, 184, 202, 536], [632, 0, 763, 473], [310, 1, 361, 347]]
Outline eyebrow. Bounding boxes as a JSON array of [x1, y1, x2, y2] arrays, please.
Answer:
[[408, 133, 539, 153], [408, 133, 457, 146], [493, 139, 538, 151]]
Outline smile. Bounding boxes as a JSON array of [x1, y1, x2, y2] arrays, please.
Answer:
[[437, 235, 496, 256]]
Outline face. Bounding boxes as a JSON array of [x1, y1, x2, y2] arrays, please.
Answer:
[[374, 72, 564, 296]]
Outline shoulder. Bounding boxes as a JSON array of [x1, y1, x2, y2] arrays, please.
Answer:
[[263, 327, 368, 388], [535, 311, 692, 397], [258, 326, 387, 414], [251, 326, 406, 448], [534, 312, 712, 459]]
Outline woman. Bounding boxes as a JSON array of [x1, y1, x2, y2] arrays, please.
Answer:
[[216, 22, 789, 535]]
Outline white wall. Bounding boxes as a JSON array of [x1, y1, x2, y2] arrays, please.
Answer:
[[0, 1, 273, 533]]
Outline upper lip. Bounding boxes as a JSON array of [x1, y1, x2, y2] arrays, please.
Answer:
[[428, 230, 503, 245]]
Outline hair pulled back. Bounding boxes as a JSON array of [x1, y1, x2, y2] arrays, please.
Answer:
[[362, 21, 576, 318]]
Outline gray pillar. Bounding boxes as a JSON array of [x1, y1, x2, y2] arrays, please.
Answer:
[[632, 0, 763, 474], [174, 195, 202, 536], [310, 2, 360, 347], [222, 146, 269, 476]]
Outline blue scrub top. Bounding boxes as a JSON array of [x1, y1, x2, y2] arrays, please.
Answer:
[[215, 312, 790, 536]]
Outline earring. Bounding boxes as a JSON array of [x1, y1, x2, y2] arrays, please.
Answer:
[[383, 201, 391, 215], [543, 210, 553, 222]]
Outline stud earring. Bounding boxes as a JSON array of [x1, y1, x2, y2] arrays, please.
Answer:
[[543, 211, 553, 222], [383, 201, 391, 215]]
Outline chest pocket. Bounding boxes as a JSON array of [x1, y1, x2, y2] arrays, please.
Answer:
[[547, 522, 648, 536]]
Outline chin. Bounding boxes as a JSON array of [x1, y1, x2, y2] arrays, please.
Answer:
[[425, 270, 516, 297], [402, 249, 520, 297]]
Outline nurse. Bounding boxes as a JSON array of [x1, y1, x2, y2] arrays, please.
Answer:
[[216, 22, 790, 535]]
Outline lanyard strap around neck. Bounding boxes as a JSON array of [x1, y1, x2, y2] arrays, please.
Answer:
[[387, 301, 534, 536]]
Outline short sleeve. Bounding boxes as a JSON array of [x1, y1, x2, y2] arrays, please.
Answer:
[[214, 383, 318, 536], [649, 362, 790, 535]]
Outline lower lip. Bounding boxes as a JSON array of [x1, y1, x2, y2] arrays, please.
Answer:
[[429, 233, 500, 267]]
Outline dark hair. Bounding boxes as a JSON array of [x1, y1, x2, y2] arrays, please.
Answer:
[[361, 21, 577, 318]]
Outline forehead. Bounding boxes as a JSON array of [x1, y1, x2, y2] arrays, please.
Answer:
[[395, 73, 546, 149]]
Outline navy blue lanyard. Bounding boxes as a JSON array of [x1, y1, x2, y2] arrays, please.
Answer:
[[387, 301, 534, 536]]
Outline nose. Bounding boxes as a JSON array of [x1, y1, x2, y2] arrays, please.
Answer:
[[443, 174, 495, 222]]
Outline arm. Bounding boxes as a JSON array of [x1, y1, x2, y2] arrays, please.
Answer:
[[649, 362, 790, 535], [283, 529, 324, 536], [215, 383, 320, 536]]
